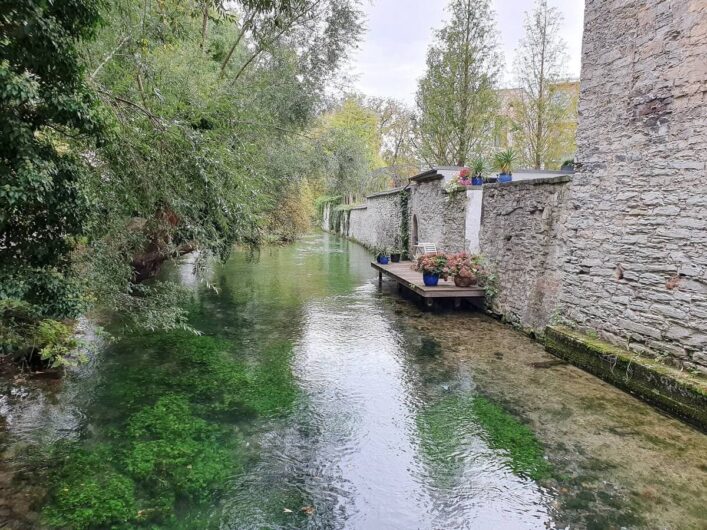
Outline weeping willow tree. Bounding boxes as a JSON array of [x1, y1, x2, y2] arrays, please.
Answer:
[[0, 0, 363, 361]]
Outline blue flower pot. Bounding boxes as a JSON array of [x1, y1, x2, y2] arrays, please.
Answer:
[[423, 273, 439, 286], [471, 176, 483, 186], [498, 173, 513, 183], [379, 256, 389, 265]]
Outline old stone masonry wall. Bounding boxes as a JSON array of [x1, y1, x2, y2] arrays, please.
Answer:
[[321, 189, 403, 250], [562, 0, 707, 372], [479, 177, 571, 331], [409, 177, 467, 254]]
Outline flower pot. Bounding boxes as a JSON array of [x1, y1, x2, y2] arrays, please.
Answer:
[[498, 173, 513, 183], [390, 253, 401, 263], [471, 176, 483, 186], [379, 256, 390, 265], [423, 273, 439, 286], [453, 275, 477, 287]]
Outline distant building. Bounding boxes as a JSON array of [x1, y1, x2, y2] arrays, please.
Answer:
[[494, 80, 579, 170]]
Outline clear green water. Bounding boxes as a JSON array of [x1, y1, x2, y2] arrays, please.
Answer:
[[1, 233, 706, 529]]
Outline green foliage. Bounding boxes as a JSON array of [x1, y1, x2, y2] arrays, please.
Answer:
[[0, 0, 105, 322], [0, 299, 84, 367], [315, 195, 342, 220], [399, 188, 410, 258], [512, 0, 577, 169], [415, 0, 501, 166], [471, 158, 486, 178], [493, 148, 517, 174], [418, 395, 551, 483]]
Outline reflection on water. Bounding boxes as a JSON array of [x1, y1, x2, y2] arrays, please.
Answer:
[[0, 232, 706, 529]]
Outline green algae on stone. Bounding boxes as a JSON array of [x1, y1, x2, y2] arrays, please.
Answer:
[[417, 394, 551, 483]]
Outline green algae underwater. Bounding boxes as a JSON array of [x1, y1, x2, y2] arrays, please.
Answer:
[[41, 331, 298, 529], [2, 233, 706, 529]]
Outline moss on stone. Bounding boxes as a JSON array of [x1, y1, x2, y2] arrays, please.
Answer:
[[545, 326, 707, 430]]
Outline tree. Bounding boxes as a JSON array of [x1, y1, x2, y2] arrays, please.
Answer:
[[0, 0, 105, 319], [313, 96, 385, 202], [1, 0, 364, 360], [512, 0, 576, 169], [415, 0, 501, 167], [367, 97, 419, 185]]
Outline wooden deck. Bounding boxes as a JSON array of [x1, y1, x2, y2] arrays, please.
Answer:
[[371, 261, 485, 304]]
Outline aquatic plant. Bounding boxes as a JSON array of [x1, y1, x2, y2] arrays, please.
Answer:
[[470, 396, 552, 480], [41, 330, 299, 528], [417, 394, 552, 484], [42, 445, 137, 530]]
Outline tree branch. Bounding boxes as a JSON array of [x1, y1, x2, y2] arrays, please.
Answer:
[[90, 36, 129, 80]]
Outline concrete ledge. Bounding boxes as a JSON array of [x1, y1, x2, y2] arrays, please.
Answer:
[[485, 175, 572, 188], [545, 325, 707, 431]]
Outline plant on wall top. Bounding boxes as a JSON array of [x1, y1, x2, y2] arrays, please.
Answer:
[[471, 158, 485, 178], [493, 149, 516, 175]]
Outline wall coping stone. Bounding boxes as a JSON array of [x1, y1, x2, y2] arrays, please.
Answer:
[[410, 169, 442, 183], [366, 187, 404, 199], [484, 175, 572, 188], [347, 205, 367, 210]]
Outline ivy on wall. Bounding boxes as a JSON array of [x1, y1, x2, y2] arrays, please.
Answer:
[[399, 188, 411, 258]]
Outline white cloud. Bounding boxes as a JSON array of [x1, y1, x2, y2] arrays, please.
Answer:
[[348, 0, 585, 105]]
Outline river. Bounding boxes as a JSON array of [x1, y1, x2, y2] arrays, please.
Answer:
[[1, 233, 705, 529]]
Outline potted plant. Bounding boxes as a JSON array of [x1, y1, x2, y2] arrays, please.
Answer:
[[471, 158, 485, 186], [374, 245, 390, 264], [414, 254, 449, 287], [444, 174, 466, 192], [389, 237, 403, 263], [447, 252, 485, 287], [458, 167, 472, 186], [493, 148, 516, 183]]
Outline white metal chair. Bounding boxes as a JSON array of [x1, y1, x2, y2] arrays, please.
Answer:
[[413, 242, 438, 258]]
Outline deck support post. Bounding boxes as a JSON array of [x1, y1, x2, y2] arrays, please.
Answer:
[[378, 270, 382, 286]]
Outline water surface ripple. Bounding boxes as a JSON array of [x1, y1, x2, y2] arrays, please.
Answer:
[[0, 233, 705, 529]]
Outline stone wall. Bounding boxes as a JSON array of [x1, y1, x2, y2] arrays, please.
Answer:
[[479, 177, 572, 330], [321, 189, 403, 250], [409, 177, 467, 253], [562, 0, 707, 372]]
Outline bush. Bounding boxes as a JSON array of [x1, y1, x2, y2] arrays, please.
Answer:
[[0, 299, 82, 367]]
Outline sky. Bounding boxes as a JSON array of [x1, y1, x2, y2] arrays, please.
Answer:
[[348, 0, 585, 105]]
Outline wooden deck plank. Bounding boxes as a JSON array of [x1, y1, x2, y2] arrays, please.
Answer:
[[371, 261, 485, 299]]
